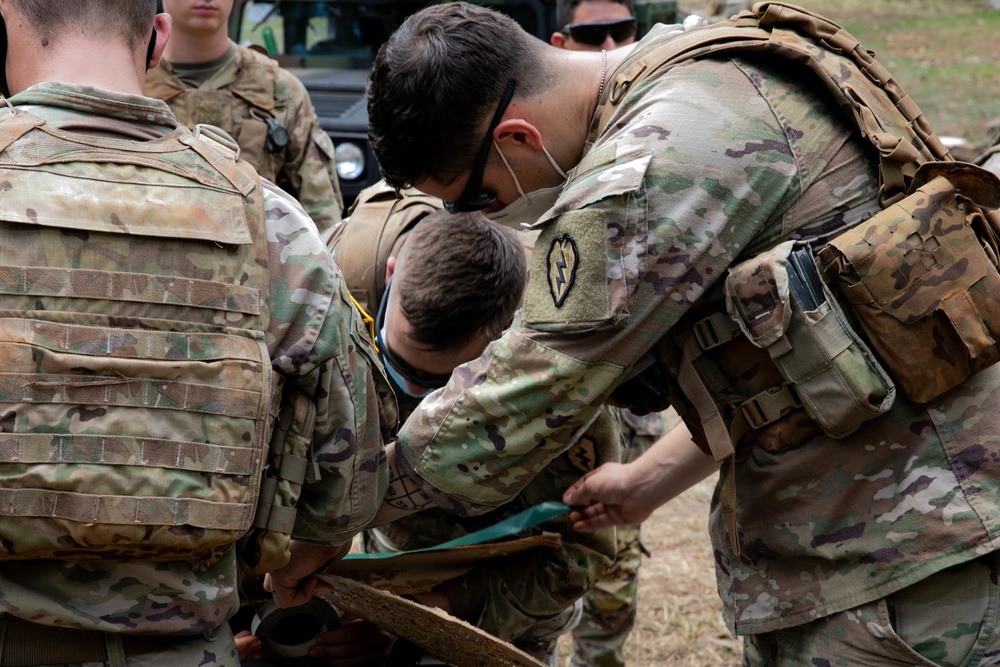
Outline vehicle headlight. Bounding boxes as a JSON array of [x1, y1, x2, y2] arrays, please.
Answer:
[[335, 142, 365, 181]]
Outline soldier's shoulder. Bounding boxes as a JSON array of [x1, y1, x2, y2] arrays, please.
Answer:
[[261, 178, 319, 230], [269, 61, 312, 108]]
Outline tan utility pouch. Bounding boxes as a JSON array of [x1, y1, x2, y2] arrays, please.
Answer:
[[726, 242, 895, 439], [817, 163, 1000, 404]]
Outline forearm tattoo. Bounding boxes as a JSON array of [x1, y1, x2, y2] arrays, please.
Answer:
[[385, 455, 433, 511]]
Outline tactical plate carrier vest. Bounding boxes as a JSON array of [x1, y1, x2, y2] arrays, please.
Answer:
[[325, 181, 443, 313], [146, 46, 287, 183], [602, 2, 1000, 552], [0, 109, 281, 566]]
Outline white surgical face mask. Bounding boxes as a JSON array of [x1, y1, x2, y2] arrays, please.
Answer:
[[487, 141, 568, 227]]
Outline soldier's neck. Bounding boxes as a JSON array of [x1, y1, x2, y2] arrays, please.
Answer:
[[10, 34, 146, 96], [163, 30, 232, 66]]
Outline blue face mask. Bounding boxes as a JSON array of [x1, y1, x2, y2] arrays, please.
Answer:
[[379, 335, 436, 399]]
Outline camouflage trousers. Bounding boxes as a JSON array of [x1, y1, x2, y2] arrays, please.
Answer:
[[20, 624, 239, 667], [569, 523, 643, 667], [743, 550, 1000, 667]]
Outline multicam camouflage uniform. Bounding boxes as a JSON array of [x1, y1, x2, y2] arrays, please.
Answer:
[[146, 42, 345, 232], [0, 83, 394, 666], [389, 22, 1000, 661], [570, 408, 679, 667], [327, 186, 619, 664]]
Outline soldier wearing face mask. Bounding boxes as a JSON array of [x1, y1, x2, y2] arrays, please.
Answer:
[[482, 131, 570, 229], [324, 185, 625, 664]]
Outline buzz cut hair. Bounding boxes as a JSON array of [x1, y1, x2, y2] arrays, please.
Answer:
[[395, 212, 527, 353], [8, 0, 157, 51]]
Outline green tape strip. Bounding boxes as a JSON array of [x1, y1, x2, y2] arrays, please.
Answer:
[[343, 501, 571, 561]]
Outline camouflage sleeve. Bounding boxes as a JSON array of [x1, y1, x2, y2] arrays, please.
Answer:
[[395, 57, 875, 514], [274, 69, 345, 234], [262, 183, 395, 545]]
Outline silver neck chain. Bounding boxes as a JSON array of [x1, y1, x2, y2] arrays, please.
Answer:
[[597, 49, 608, 100]]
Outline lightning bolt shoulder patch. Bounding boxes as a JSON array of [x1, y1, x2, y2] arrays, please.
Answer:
[[523, 208, 610, 329], [547, 233, 579, 308]]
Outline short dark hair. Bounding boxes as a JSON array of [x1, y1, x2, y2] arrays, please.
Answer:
[[556, 0, 635, 30], [395, 212, 526, 353], [8, 0, 157, 50], [368, 2, 549, 190]]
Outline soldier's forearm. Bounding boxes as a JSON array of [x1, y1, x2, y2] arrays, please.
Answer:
[[368, 442, 434, 527]]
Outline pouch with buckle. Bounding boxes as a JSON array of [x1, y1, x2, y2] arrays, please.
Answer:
[[817, 163, 1000, 404]]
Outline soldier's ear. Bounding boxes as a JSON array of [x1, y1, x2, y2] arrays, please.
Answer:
[[494, 118, 544, 154], [146, 13, 172, 71], [385, 256, 396, 282]]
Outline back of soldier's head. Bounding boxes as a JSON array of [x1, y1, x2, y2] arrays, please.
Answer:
[[368, 1, 550, 191], [7, 0, 157, 51], [394, 211, 526, 353]]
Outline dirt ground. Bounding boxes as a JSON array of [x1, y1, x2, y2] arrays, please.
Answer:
[[555, 2, 1000, 665]]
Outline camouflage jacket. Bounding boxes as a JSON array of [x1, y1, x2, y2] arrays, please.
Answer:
[[329, 189, 617, 641], [146, 42, 344, 233], [0, 83, 395, 636], [394, 24, 1000, 635]]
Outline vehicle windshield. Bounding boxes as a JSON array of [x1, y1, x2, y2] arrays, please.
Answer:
[[233, 0, 553, 69], [233, 0, 406, 69]]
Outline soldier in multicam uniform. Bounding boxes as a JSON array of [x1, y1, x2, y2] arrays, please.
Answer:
[[0, 1, 393, 665], [146, 0, 345, 233], [365, 3, 1000, 665], [549, 1, 673, 664], [319, 185, 619, 665]]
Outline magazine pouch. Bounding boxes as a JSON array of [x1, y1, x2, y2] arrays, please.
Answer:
[[726, 241, 895, 439]]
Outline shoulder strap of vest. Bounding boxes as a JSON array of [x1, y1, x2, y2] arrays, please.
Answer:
[[0, 105, 47, 153], [229, 46, 280, 113], [596, 2, 950, 205], [179, 125, 260, 197], [330, 182, 443, 312]]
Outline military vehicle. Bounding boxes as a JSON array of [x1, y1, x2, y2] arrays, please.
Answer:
[[229, 0, 750, 208]]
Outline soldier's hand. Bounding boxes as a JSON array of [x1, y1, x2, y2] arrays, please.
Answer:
[[563, 462, 656, 531], [564, 421, 720, 531], [264, 540, 351, 608], [234, 630, 263, 662]]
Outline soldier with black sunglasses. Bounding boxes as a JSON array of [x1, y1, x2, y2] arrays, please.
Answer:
[[550, 0, 636, 51]]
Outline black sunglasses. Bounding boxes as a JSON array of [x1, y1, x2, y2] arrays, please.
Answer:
[[563, 18, 637, 47], [443, 80, 517, 213], [374, 278, 453, 391]]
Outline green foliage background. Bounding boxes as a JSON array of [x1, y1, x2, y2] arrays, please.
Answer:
[[796, 0, 1000, 145]]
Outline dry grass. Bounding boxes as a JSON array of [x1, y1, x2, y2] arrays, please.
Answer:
[[618, 476, 738, 666]]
